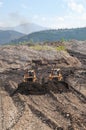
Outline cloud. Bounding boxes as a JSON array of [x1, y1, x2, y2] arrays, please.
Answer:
[[33, 15, 47, 23], [33, 15, 39, 19], [0, 1, 3, 7], [32, 0, 86, 29], [21, 4, 27, 9], [0, 22, 4, 26], [0, 0, 86, 29], [33, 12, 86, 29], [57, 17, 64, 22], [9, 12, 29, 25], [67, 0, 85, 13], [41, 17, 46, 22]]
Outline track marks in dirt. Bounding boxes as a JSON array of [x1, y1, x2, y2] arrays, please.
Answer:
[[22, 94, 72, 130], [69, 85, 86, 103], [7, 94, 25, 130], [49, 92, 86, 130], [26, 90, 86, 130], [29, 104, 59, 130]]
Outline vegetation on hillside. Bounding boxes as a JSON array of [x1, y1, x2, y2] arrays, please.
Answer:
[[10, 27, 86, 44], [0, 30, 24, 44]]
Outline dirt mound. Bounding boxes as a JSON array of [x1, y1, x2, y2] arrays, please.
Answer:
[[43, 81, 70, 93], [12, 80, 70, 96], [0, 45, 81, 72], [14, 82, 46, 95]]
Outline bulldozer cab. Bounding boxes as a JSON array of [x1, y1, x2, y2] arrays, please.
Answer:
[[49, 68, 63, 81], [24, 69, 37, 82], [28, 70, 34, 76], [52, 69, 60, 75]]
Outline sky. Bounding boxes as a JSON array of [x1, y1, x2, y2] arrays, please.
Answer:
[[0, 0, 86, 29]]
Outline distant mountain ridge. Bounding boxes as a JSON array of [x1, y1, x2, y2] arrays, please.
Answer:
[[1, 27, 86, 45], [11, 27, 86, 44], [0, 30, 24, 44], [0, 23, 47, 34]]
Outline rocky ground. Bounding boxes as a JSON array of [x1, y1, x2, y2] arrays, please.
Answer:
[[0, 41, 86, 130]]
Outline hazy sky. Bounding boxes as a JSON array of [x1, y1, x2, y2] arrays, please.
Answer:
[[0, 0, 86, 28]]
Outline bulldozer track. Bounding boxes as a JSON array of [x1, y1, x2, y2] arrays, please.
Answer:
[[69, 85, 86, 103], [7, 94, 25, 130], [0, 89, 4, 130], [48, 91, 86, 130], [2, 81, 25, 130], [28, 104, 60, 130], [2, 81, 86, 130], [0, 78, 8, 130], [12, 90, 86, 130], [23, 93, 74, 129], [23, 94, 65, 130], [8, 83, 86, 130]]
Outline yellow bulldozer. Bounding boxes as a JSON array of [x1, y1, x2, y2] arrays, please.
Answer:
[[11, 69, 38, 95], [23, 69, 37, 82], [11, 67, 70, 96], [49, 68, 63, 81]]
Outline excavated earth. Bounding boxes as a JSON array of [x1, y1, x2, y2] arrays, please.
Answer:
[[0, 42, 86, 130]]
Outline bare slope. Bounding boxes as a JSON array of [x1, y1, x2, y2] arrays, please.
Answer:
[[0, 44, 86, 130]]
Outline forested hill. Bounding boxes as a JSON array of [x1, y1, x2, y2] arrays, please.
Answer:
[[10, 27, 86, 44], [0, 30, 24, 44]]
